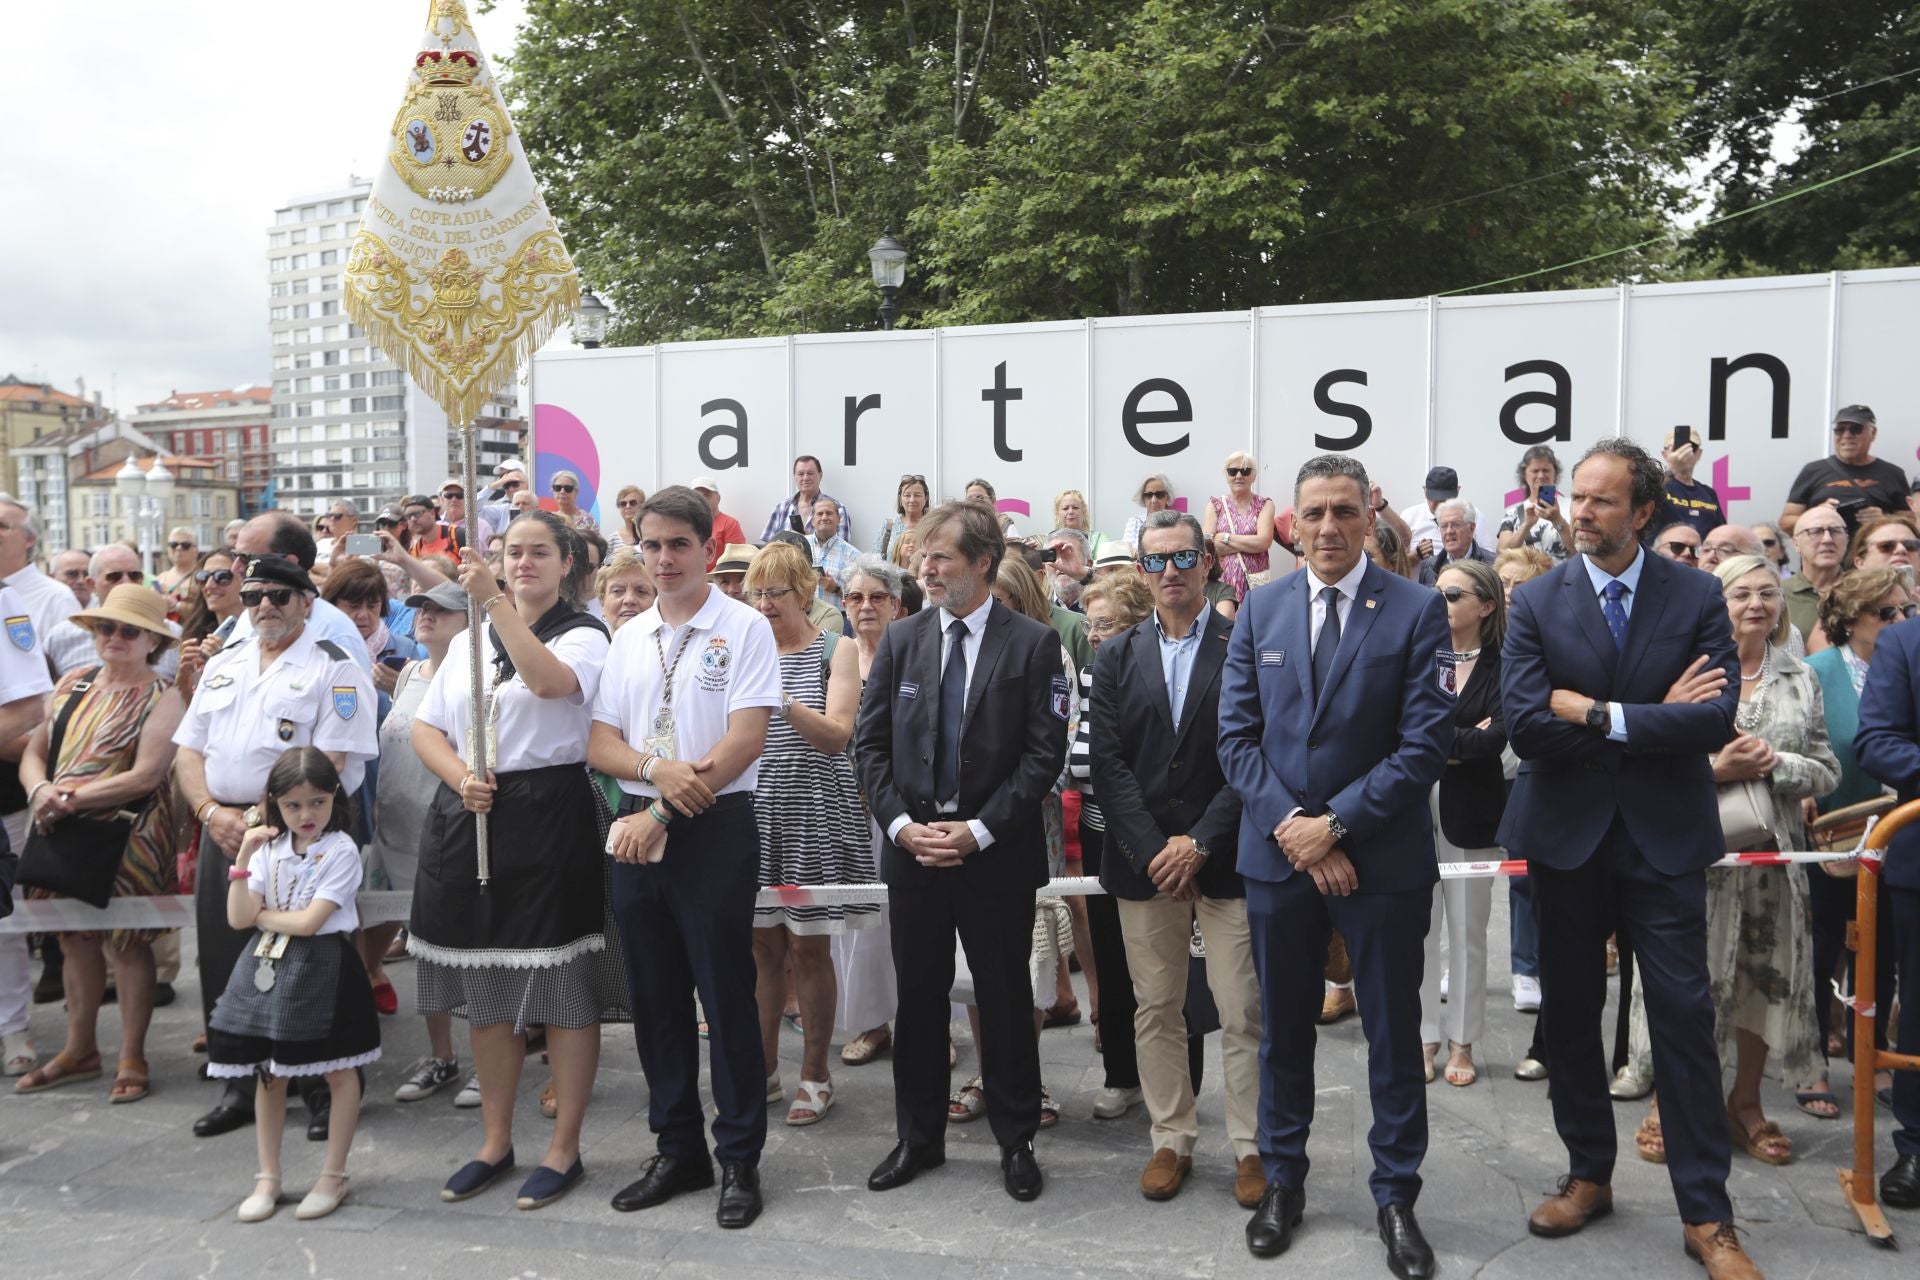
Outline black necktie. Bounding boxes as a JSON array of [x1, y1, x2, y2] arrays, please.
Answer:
[[934, 617, 968, 803], [1312, 585, 1342, 699]]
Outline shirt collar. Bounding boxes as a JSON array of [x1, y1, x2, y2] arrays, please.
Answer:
[[941, 592, 994, 637], [1581, 544, 1646, 596], [1306, 555, 1370, 602], [636, 584, 723, 636], [1152, 607, 1205, 644]]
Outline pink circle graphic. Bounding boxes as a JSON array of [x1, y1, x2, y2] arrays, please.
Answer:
[[534, 402, 603, 520]]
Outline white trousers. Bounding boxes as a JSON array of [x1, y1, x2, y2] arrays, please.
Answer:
[[1419, 789, 1491, 1047], [0, 810, 33, 1036]]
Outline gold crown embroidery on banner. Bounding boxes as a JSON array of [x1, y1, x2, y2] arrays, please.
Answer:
[[388, 49, 512, 203]]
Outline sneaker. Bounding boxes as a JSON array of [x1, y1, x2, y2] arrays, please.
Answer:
[[454, 1072, 483, 1108], [394, 1057, 462, 1102], [1512, 975, 1542, 1013]]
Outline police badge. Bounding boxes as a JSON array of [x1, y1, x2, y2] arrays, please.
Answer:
[[387, 50, 514, 203], [277, 718, 296, 742], [4, 615, 33, 652]]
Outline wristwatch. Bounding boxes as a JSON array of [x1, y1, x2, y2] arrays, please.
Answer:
[[1324, 812, 1349, 844], [243, 805, 263, 829], [1584, 702, 1612, 735], [781, 690, 796, 716], [1188, 839, 1211, 868]]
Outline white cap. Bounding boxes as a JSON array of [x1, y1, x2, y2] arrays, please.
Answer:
[[494, 457, 526, 477], [689, 474, 721, 494]]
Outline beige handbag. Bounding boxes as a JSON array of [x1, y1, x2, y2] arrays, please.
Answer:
[[1234, 552, 1273, 591], [1715, 777, 1776, 853]]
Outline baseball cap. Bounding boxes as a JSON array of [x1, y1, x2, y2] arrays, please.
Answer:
[[493, 457, 527, 476], [1423, 467, 1460, 502], [689, 474, 721, 494], [406, 581, 472, 612], [1834, 404, 1876, 426]]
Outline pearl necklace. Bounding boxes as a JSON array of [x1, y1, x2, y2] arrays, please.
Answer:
[[1450, 646, 1482, 663]]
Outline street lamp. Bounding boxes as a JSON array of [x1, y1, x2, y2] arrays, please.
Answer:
[[575, 288, 610, 349], [867, 228, 908, 331], [115, 454, 175, 579]]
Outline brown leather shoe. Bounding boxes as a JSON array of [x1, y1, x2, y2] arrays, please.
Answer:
[[1319, 985, 1356, 1024], [1140, 1148, 1192, 1201], [1527, 1176, 1613, 1237], [1683, 1222, 1763, 1280], [1234, 1155, 1268, 1208]]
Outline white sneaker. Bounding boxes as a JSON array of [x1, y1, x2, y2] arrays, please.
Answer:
[[1, 1030, 36, 1077], [1512, 975, 1542, 1012], [453, 1072, 482, 1108], [1092, 1085, 1143, 1119]]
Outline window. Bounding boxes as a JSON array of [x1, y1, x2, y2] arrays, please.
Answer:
[[290, 278, 308, 294], [323, 375, 340, 391], [270, 306, 288, 320], [319, 249, 337, 265], [217, 496, 229, 517], [290, 254, 307, 269], [270, 257, 287, 272], [347, 324, 362, 339], [320, 224, 342, 242], [322, 350, 340, 366], [353, 197, 367, 212], [292, 303, 309, 319], [292, 353, 310, 369], [269, 282, 288, 298], [289, 228, 307, 244], [328, 200, 347, 216], [272, 330, 291, 346], [274, 428, 296, 443], [275, 209, 297, 226], [321, 304, 339, 319], [371, 370, 401, 387], [272, 355, 291, 370], [270, 231, 289, 247], [300, 206, 317, 222], [352, 448, 369, 463], [348, 373, 366, 389], [350, 397, 366, 413], [293, 377, 310, 393], [371, 395, 403, 412]]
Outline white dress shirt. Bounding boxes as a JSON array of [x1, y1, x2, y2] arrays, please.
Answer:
[[1578, 547, 1643, 743], [886, 593, 996, 850], [1306, 554, 1370, 655]]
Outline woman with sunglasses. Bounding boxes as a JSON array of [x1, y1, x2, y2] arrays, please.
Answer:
[[1201, 453, 1275, 603], [1847, 513, 1920, 585], [157, 527, 200, 609], [175, 551, 243, 703], [872, 475, 930, 561], [1751, 523, 1791, 578], [606, 484, 646, 552], [550, 470, 598, 533], [1122, 474, 1174, 553]]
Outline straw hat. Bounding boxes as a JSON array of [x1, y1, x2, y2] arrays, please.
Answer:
[[710, 543, 758, 577], [70, 584, 178, 653]]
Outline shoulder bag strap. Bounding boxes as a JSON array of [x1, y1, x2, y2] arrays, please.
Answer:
[[45, 666, 101, 777]]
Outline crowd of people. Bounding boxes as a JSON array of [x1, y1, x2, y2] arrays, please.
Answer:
[[1, 417, 1917, 1279]]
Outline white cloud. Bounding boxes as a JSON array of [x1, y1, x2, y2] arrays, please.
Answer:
[[0, 0, 528, 408]]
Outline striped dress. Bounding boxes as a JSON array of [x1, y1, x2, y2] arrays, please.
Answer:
[[1068, 660, 1102, 833], [754, 632, 880, 934]]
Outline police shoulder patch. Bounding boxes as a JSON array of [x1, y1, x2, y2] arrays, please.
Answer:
[[331, 685, 359, 720], [5, 615, 34, 652], [315, 639, 350, 662], [1048, 673, 1071, 722]]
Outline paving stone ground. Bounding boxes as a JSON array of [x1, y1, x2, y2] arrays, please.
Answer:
[[1, 890, 1913, 1279]]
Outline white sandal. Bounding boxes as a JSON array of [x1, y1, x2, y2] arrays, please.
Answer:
[[765, 1073, 783, 1104], [786, 1078, 834, 1127], [237, 1172, 282, 1223], [296, 1169, 350, 1220]]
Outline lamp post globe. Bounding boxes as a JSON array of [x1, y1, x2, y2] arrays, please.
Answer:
[[575, 288, 610, 349], [867, 229, 908, 331]]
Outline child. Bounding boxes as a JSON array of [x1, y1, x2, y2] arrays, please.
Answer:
[[208, 748, 380, 1222]]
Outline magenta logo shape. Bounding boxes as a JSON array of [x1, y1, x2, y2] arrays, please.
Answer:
[[534, 402, 602, 519]]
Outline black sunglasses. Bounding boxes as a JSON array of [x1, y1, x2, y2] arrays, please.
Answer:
[[1877, 604, 1920, 623], [1141, 489, 1169, 501], [1833, 422, 1870, 435], [1759, 537, 1779, 548], [194, 568, 236, 586], [1139, 548, 1201, 573], [1869, 539, 1920, 555], [167, 540, 195, 551], [440, 488, 464, 499], [89, 621, 149, 641], [1226, 466, 1253, 477], [99, 569, 141, 585], [1438, 585, 1488, 603], [552, 483, 576, 493], [1662, 540, 1699, 559], [239, 588, 297, 607]]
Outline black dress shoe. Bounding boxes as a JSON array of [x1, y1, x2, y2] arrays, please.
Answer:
[[610, 1153, 716, 1212], [717, 1161, 762, 1228], [152, 983, 176, 1009], [306, 1100, 332, 1142], [1378, 1204, 1436, 1280], [1001, 1142, 1043, 1202], [192, 1103, 254, 1138], [1246, 1184, 1305, 1257], [1884, 1154, 1920, 1209], [867, 1140, 945, 1191]]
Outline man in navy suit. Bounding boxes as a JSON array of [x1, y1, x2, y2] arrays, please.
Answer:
[[1499, 437, 1760, 1280], [1219, 454, 1453, 1276]]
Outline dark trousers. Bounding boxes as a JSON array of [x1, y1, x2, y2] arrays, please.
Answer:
[[1080, 819, 1139, 1089], [1892, 886, 1920, 1160], [890, 873, 1040, 1151], [608, 794, 766, 1166], [1531, 818, 1732, 1224], [1508, 874, 1539, 978], [1246, 875, 1430, 1209], [1808, 865, 1895, 1057]]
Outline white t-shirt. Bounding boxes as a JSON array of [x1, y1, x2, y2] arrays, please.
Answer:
[[1399, 501, 1498, 558], [592, 586, 781, 797], [416, 621, 608, 772], [0, 583, 55, 707], [246, 829, 363, 935]]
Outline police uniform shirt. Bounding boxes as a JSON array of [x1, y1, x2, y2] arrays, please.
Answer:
[[592, 586, 781, 798], [3, 565, 82, 643], [173, 626, 378, 801], [0, 583, 55, 707], [414, 625, 609, 772], [227, 595, 373, 673]]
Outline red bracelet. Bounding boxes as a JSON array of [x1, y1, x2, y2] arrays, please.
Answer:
[[227, 866, 251, 882]]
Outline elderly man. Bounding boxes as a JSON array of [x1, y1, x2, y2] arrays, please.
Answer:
[[172, 555, 377, 1140], [227, 512, 372, 672], [1416, 499, 1495, 585], [1091, 511, 1261, 1207], [0, 570, 55, 1077], [1783, 504, 1849, 644], [1781, 405, 1909, 534], [313, 501, 358, 564], [49, 549, 92, 608], [1046, 528, 1094, 607], [476, 461, 528, 534], [1398, 466, 1497, 563], [45, 546, 174, 678], [1657, 426, 1726, 538], [806, 497, 859, 606], [1699, 523, 1763, 573], [763, 455, 851, 543], [222, 518, 245, 549], [691, 475, 746, 572], [1651, 522, 1701, 566]]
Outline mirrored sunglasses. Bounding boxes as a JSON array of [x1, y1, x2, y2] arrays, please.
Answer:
[[1139, 549, 1201, 573]]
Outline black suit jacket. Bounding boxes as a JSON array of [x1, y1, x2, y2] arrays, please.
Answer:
[[1437, 646, 1507, 850], [855, 600, 1069, 894], [1088, 609, 1243, 901]]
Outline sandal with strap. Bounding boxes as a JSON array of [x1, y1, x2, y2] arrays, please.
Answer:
[[840, 1028, 892, 1066], [14, 1048, 102, 1095], [786, 1078, 834, 1127], [1038, 1086, 1061, 1130], [237, 1173, 282, 1223], [948, 1075, 985, 1123], [110, 1057, 150, 1104], [1444, 1043, 1477, 1088], [1726, 1107, 1792, 1165], [296, 1169, 351, 1220], [1634, 1110, 1666, 1164], [539, 1078, 557, 1119], [1793, 1076, 1840, 1120]]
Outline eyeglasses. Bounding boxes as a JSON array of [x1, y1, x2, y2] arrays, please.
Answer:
[[167, 541, 194, 551], [376, 517, 400, 529], [552, 483, 576, 493], [99, 569, 141, 585], [746, 587, 794, 603], [1758, 537, 1779, 548], [440, 488, 464, 499], [1869, 539, 1920, 555], [1833, 422, 1870, 436], [1436, 522, 1471, 534], [1797, 526, 1847, 541], [1725, 588, 1783, 605], [402, 508, 431, 519], [1662, 541, 1699, 560], [1876, 604, 1920, 623], [1226, 466, 1253, 478], [617, 497, 640, 508], [1438, 586, 1487, 603], [1086, 615, 1122, 635], [840, 591, 894, 607], [1139, 549, 1201, 573], [89, 622, 148, 642], [239, 588, 297, 607], [194, 568, 235, 586], [1141, 489, 1169, 501]]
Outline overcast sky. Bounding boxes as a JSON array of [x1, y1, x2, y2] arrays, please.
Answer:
[[1, 0, 531, 411]]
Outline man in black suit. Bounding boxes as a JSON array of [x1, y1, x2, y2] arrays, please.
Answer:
[[1499, 437, 1759, 1280], [1090, 510, 1262, 1207], [856, 499, 1069, 1202]]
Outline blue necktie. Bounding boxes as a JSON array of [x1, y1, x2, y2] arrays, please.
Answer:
[[934, 618, 968, 803], [1602, 580, 1630, 650], [1312, 586, 1342, 699]]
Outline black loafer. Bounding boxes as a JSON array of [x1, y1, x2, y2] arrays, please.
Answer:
[[1246, 1184, 1304, 1257], [1001, 1142, 1043, 1202], [717, 1160, 762, 1228], [867, 1141, 945, 1192], [1884, 1154, 1920, 1210], [191, 1103, 254, 1139], [441, 1148, 516, 1202], [1378, 1203, 1436, 1280], [306, 1102, 331, 1143], [611, 1153, 716, 1212]]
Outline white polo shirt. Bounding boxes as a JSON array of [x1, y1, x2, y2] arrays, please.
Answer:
[[416, 622, 608, 772], [173, 625, 378, 801], [593, 584, 781, 798], [246, 830, 363, 935], [0, 583, 55, 707]]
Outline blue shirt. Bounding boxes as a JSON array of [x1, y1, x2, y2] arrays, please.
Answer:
[[1580, 545, 1644, 742], [1153, 607, 1204, 727]]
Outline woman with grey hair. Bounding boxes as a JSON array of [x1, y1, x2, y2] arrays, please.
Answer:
[[1496, 444, 1572, 561], [549, 470, 597, 532], [1123, 474, 1174, 552]]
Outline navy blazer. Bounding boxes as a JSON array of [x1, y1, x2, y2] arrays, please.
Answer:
[[1087, 608, 1243, 901], [1496, 551, 1738, 874], [1853, 616, 1920, 892], [1217, 560, 1454, 895], [854, 600, 1069, 894]]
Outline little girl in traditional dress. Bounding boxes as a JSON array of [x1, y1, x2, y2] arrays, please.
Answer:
[[208, 747, 380, 1223]]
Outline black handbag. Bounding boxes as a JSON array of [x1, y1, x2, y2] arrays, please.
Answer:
[[15, 671, 142, 910]]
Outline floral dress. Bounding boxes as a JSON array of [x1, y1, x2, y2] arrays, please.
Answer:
[[1208, 494, 1272, 600]]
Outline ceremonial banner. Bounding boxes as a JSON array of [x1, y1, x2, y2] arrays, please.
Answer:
[[344, 0, 579, 426]]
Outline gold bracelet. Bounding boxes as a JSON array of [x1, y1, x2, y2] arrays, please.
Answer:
[[482, 594, 510, 612]]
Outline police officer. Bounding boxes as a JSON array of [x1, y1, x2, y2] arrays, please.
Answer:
[[0, 575, 56, 1078], [173, 556, 376, 1139]]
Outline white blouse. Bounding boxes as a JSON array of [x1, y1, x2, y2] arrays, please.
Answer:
[[417, 625, 608, 772]]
